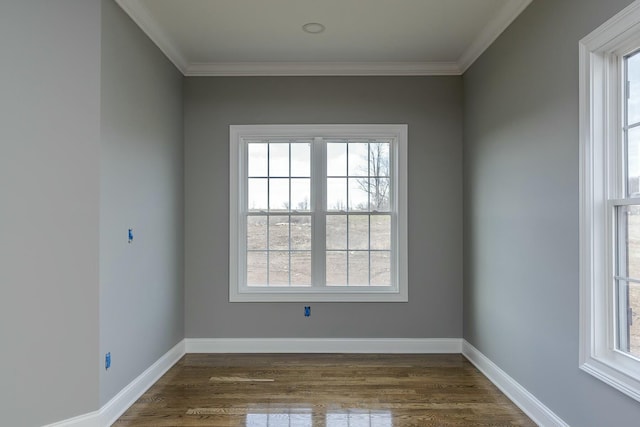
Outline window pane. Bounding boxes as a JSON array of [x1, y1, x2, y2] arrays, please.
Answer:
[[348, 178, 369, 211], [327, 178, 347, 211], [291, 216, 311, 250], [371, 215, 391, 250], [629, 127, 640, 197], [327, 142, 347, 176], [630, 205, 640, 280], [630, 281, 640, 357], [291, 178, 310, 211], [370, 142, 390, 177], [248, 143, 268, 177], [326, 251, 347, 285], [619, 205, 640, 280], [247, 216, 267, 250], [348, 142, 369, 176], [248, 178, 268, 211], [269, 178, 289, 211], [291, 142, 310, 177], [370, 178, 391, 211], [617, 206, 640, 358], [269, 251, 289, 286], [269, 143, 289, 177], [247, 251, 267, 286], [269, 216, 289, 250], [290, 252, 311, 286], [348, 215, 369, 250], [628, 52, 640, 125], [349, 251, 369, 286], [371, 251, 391, 286], [326, 215, 347, 250], [616, 278, 640, 371]]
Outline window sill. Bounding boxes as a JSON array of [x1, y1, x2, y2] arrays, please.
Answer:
[[229, 287, 408, 302], [580, 354, 640, 402]]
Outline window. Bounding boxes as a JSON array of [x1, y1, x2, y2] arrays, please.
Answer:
[[579, 0, 640, 402], [230, 125, 407, 302]]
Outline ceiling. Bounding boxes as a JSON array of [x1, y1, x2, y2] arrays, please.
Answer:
[[115, 0, 532, 76]]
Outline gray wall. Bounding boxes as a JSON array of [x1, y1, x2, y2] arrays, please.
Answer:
[[0, 1, 101, 425], [463, 0, 640, 425], [100, 0, 184, 405], [185, 77, 463, 338]]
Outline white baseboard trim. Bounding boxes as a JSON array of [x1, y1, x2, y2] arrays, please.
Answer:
[[462, 340, 569, 427], [98, 340, 185, 426], [42, 340, 185, 427], [185, 337, 462, 354], [41, 411, 100, 427], [45, 338, 570, 427]]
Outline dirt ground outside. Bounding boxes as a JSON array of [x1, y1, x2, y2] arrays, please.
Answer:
[[627, 214, 640, 356], [246, 214, 391, 287]]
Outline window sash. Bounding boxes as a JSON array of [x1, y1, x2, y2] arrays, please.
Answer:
[[580, 3, 640, 402], [230, 124, 408, 303], [241, 137, 396, 290]]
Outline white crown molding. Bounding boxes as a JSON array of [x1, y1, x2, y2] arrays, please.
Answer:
[[114, 1, 532, 77], [185, 338, 463, 353], [114, 0, 188, 73], [457, 0, 533, 72], [462, 341, 569, 427], [185, 61, 461, 76]]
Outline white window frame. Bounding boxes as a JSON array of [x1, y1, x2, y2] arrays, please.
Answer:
[[229, 124, 408, 302], [579, 0, 640, 403]]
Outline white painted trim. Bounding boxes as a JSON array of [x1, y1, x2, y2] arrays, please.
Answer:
[[185, 338, 462, 354], [98, 340, 185, 426], [185, 61, 461, 76], [113, 0, 187, 73], [579, 0, 640, 50], [41, 411, 99, 427], [229, 124, 408, 302], [41, 341, 185, 426], [579, 0, 640, 404], [45, 338, 573, 427], [113, 0, 532, 76], [457, 0, 533, 72], [462, 341, 569, 427]]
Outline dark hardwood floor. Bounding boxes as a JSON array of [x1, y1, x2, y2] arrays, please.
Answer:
[[113, 354, 535, 426]]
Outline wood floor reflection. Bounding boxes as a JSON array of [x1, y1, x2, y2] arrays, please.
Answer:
[[113, 354, 536, 426]]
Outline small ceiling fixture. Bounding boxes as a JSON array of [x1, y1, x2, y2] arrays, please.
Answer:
[[302, 22, 325, 34]]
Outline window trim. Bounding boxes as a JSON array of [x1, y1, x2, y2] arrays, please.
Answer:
[[579, 0, 640, 403], [229, 124, 408, 302]]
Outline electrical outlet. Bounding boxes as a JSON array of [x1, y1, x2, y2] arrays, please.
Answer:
[[304, 306, 311, 317], [105, 352, 111, 370]]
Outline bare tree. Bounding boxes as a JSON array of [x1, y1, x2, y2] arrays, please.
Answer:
[[331, 200, 346, 211], [296, 197, 309, 211], [356, 142, 390, 211]]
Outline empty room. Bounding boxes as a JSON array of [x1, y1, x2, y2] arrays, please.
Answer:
[[3, 0, 640, 426]]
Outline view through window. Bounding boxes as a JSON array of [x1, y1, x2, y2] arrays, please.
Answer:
[[229, 125, 407, 302]]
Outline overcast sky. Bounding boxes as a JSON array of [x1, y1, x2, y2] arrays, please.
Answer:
[[247, 141, 389, 211]]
